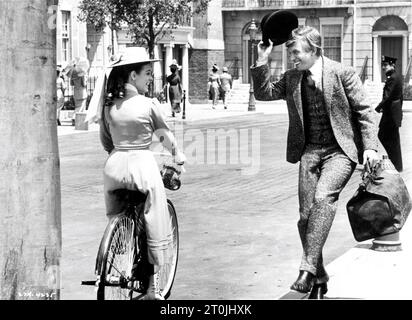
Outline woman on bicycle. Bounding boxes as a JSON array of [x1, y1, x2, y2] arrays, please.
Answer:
[[89, 47, 185, 300]]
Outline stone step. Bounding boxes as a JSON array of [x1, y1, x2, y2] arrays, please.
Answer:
[[226, 82, 251, 104]]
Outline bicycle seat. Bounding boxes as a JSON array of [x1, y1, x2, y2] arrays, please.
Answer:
[[112, 189, 147, 206]]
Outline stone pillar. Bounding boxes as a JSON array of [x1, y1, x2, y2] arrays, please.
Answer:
[[165, 43, 174, 77], [373, 35, 379, 82], [402, 34, 408, 76], [182, 44, 190, 101], [153, 44, 163, 94]]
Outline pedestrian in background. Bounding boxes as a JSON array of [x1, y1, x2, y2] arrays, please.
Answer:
[[251, 26, 379, 299], [220, 66, 233, 110], [71, 69, 88, 113], [209, 64, 221, 109], [68, 58, 89, 116], [375, 55, 403, 172], [56, 65, 66, 126], [166, 59, 183, 117]]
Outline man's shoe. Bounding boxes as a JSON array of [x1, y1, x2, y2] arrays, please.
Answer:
[[290, 270, 315, 293], [308, 283, 328, 300]]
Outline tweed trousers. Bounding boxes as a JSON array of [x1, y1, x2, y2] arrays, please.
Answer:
[[298, 144, 356, 283]]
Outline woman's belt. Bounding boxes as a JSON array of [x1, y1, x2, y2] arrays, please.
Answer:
[[114, 145, 150, 151]]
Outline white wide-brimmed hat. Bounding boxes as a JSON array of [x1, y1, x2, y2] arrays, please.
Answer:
[[109, 47, 160, 68], [86, 47, 160, 124]]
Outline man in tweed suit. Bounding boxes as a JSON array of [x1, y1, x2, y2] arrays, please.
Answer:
[[251, 26, 380, 299]]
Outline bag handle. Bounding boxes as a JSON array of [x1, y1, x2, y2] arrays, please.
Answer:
[[360, 160, 384, 191]]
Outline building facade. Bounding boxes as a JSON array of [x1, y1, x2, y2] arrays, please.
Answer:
[[56, 0, 88, 68], [55, 1, 411, 103], [221, 0, 412, 85]]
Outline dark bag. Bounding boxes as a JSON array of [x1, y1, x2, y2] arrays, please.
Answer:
[[346, 157, 412, 242]]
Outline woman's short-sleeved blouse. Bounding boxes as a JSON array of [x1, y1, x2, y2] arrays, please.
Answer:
[[104, 93, 169, 150]]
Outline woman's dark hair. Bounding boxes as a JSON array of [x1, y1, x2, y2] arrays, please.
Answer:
[[105, 62, 150, 103]]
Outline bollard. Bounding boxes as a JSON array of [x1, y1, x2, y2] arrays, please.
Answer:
[[75, 112, 89, 131], [371, 231, 402, 252], [182, 90, 186, 120]]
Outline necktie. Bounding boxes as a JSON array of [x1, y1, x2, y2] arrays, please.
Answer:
[[305, 70, 315, 89]]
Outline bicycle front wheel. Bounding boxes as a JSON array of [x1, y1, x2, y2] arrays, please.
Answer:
[[158, 200, 179, 299], [97, 214, 136, 300]]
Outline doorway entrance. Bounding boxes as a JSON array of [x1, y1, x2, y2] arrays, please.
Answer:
[[381, 37, 403, 82], [372, 15, 408, 82]]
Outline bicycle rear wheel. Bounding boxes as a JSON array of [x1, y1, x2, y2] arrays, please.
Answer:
[[96, 214, 137, 300], [158, 200, 179, 299]]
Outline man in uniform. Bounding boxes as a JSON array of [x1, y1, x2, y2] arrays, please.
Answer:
[[375, 55, 403, 172]]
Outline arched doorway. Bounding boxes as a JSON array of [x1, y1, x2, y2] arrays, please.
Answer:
[[241, 19, 285, 83], [372, 15, 408, 82], [242, 20, 262, 83]]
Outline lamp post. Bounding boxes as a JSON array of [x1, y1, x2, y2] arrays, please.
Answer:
[[248, 19, 257, 111]]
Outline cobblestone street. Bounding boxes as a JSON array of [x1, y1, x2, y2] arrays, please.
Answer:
[[57, 108, 412, 300]]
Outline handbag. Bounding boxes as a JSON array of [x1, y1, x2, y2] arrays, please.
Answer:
[[346, 156, 412, 242]]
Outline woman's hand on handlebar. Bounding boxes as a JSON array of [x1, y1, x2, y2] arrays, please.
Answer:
[[174, 151, 186, 166]]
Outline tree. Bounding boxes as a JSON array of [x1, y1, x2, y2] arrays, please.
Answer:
[[0, 0, 61, 299], [78, 0, 211, 59]]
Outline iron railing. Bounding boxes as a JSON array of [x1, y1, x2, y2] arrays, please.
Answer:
[[62, 75, 98, 110], [360, 56, 368, 83], [222, 0, 354, 7]]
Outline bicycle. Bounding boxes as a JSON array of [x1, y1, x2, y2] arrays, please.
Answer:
[[82, 163, 182, 300]]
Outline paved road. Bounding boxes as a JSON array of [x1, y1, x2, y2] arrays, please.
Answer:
[[59, 112, 412, 300]]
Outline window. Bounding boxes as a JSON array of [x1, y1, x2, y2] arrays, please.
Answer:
[[322, 24, 342, 62], [61, 11, 71, 63]]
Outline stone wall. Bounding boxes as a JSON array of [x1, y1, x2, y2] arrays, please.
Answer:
[[189, 49, 225, 103], [190, 0, 225, 102], [355, 5, 411, 81]]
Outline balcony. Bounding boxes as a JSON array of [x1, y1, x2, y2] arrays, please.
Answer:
[[222, 0, 354, 9]]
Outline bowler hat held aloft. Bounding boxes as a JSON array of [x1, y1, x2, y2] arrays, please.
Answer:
[[261, 10, 298, 47]]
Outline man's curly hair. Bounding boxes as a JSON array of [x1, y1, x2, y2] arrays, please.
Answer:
[[286, 26, 323, 56]]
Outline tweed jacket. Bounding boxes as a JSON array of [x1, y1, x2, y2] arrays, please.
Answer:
[[376, 69, 403, 128], [251, 56, 378, 164]]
